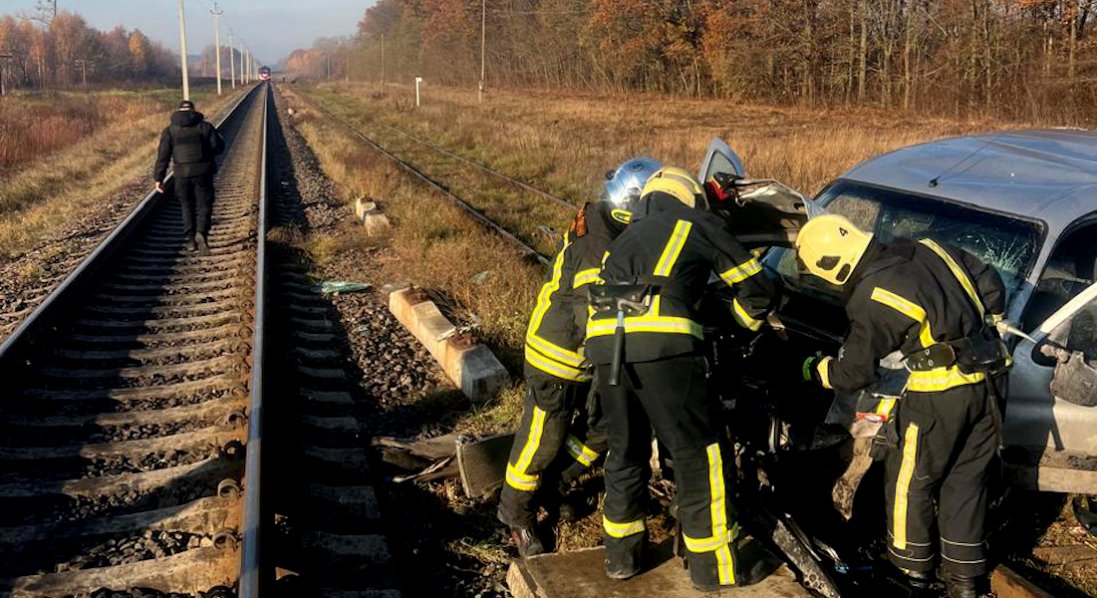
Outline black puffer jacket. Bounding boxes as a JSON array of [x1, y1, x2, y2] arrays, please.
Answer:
[[153, 110, 225, 182]]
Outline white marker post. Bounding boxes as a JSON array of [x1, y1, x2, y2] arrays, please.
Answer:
[[415, 76, 422, 108]]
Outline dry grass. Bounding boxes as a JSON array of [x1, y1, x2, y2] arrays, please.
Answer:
[[0, 90, 181, 171], [0, 86, 240, 259]]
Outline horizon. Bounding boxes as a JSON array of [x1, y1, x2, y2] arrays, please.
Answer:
[[0, 0, 366, 65]]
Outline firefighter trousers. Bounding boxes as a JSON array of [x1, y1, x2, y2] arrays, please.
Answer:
[[597, 354, 740, 588], [497, 372, 606, 529], [885, 383, 997, 578]]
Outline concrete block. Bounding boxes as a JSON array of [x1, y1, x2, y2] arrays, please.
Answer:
[[507, 540, 810, 598], [389, 288, 510, 401], [354, 198, 378, 222], [364, 213, 391, 236]]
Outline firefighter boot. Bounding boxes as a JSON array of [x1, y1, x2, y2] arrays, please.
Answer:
[[944, 572, 978, 598], [195, 233, 210, 256], [509, 526, 545, 558], [688, 543, 741, 593], [604, 531, 645, 580]]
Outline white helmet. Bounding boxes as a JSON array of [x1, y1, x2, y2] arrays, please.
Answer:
[[601, 157, 662, 211]]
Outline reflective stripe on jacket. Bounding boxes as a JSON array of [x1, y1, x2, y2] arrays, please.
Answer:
[[819, 238, 1007, 394], [524, 202, 626, 381], [585, 203, 776, 365]]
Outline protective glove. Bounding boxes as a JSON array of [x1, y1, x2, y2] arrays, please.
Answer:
[[802, 351, 824, 382]]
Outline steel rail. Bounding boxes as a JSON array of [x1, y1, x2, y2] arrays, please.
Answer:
[[0, 84, 258, 363], [239, 81, 269, 598], [299, 95, 551, 266], [375, 118, 575, 210]]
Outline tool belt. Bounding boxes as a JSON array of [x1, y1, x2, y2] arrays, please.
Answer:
[[588, 283, 655, 317], [904, 327, 1010, 375]]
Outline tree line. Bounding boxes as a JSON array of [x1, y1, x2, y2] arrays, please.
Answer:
[[304, 0, 1097, 121], [0, 11, 178, 90]]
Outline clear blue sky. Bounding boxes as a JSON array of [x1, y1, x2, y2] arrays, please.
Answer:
[[0, 0, 368, 65]]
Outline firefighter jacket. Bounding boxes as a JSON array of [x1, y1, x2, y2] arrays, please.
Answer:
[[524, 202, 628, 382], [585, 201, 776, 365], [816, 238, 1006, 394]]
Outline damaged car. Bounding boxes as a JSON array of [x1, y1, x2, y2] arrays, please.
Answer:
[[692, 130, 1097, 594]]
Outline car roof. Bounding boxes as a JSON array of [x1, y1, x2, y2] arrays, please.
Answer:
[[842, 129, 1097, 234]]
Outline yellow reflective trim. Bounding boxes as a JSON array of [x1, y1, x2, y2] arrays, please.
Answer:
[[876, 397, 898, 417], [919, 239, 985, 318], [573, 268, 601, 289], [817, 355, 833, 390], [603, 516, 645, 538], [507, 406, 547, 492], [525, 333, 585, 368], [906, 366, 986, 393], [892, 422, 920, 550], [524, 345, 590, 382], [653, 220, 692, 277], [526, 236, 571, 348], [719, 258, 763, 285], [587, 317, 703, 338], [505, 464, 539, 491], [871, 287, 926, 322], [610, 209, 632, 224], [704, 442, 735, 584], [732, 298, 763, 332], [565, 435, 599, 467], [870, 287, 936, 348]]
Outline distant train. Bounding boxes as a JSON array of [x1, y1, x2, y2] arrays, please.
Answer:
[[258, 66, 271, 81]]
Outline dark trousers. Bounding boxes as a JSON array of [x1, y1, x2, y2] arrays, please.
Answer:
[[175, 175, 214, 239], [597, 354, 739, 587], [498, 373, 607, 528], [885, 383, 996, 578]]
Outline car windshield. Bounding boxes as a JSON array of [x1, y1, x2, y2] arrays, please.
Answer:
[[767, 179, 1043, 304]]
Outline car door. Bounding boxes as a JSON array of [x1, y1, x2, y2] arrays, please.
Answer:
[[1003, 281, 1097, 493], [697, 137, 811, 248]]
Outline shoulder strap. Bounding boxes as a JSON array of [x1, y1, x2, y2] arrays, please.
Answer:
[[918, 238, 986, 318]]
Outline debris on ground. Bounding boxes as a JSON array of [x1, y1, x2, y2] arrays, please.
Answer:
[[311, 280, 373, 295]]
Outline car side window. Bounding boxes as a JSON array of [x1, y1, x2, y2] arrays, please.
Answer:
[[1021, 222, 1097, 331], [1048, 302, 1097, 358]]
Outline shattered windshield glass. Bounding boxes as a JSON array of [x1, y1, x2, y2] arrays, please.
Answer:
[[769, 180, 1043, 303]]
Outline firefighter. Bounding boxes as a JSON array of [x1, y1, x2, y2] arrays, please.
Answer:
[[797, 214, 1008, 598], [497, 157, 663, 557], [586, 167, 776, 591], [153, 100, 225, 255]]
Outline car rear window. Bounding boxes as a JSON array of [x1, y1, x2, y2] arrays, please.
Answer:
[[768, 180, 1042, 303]]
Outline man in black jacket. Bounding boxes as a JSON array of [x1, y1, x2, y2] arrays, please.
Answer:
[[154, 100, 225, 254], [797, 214, 1008, 598]]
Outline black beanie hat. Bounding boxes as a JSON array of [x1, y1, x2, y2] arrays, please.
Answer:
[[178, 100, 195, 111]]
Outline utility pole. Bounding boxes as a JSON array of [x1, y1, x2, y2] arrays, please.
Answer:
[[326, 52, 331, 79], [212, 3, 222, 95], [244, 47, 249, 84], [0, 53, 10, 97], [239, 40, 245, 83], [176, 0, 190, 100], [380, 34, 385, 88], [479, 0, 485, 102], [74, 59, 88, 89], [229, 32, 236, 89]]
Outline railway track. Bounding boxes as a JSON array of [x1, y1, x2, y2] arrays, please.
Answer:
[[293, 91, 573, 265], [0, 83, 268, 597]]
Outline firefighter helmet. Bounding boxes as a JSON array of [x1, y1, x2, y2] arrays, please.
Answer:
[[630, 167, 706, 220], [602, 157, 662, 212], [795, 214, 874, 285]]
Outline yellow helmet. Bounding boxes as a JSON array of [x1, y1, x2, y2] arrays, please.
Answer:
[[638, 167, 707, 211], [795, 214, 874, 285]]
